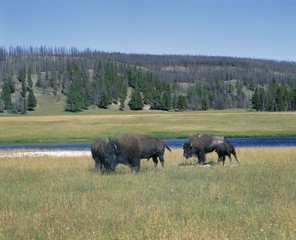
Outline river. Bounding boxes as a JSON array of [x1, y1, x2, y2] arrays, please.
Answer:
[[0, 137, 295, 151]]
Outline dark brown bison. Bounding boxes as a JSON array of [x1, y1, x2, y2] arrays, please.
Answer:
[[215, 142, 239, 166], [91, 137, 110, 172], [104, 134, 171, 173], [183, 133, 224, 165]]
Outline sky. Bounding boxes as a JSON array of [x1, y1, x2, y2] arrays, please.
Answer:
[[1, 0, 295, 61]]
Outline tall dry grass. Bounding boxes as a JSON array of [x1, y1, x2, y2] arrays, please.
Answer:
[[0, 147, 296, 239]]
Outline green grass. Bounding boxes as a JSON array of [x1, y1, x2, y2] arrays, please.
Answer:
[[0, 148, 296, 239], [0, 110, 295, 144]]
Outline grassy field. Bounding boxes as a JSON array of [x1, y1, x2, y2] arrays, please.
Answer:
[[0, 147, 295, 239], [0, 110, 295, 144]]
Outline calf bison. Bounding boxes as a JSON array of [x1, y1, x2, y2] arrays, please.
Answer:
[[183, 133, 224, 165], [91, 137, 110, 172], [215, 142, 239, 166], [104, 134, 171, 173]]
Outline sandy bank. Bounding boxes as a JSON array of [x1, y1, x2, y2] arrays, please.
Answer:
[[0, 150, 91, 158]]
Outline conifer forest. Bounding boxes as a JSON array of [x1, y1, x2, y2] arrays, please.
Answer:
[[0, 46, 296, 113]]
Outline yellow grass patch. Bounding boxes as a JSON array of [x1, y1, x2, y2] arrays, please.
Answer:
[[0, 147, 296, 239], [0, 110, 296, 143]]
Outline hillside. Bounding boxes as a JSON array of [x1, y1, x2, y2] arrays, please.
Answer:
[[0, 46, 296, 114]]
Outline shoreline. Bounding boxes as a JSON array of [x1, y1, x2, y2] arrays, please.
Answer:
[[0, 150, 91, 158]]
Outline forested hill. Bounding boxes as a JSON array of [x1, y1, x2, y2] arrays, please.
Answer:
[[0, 46, 296, 114]]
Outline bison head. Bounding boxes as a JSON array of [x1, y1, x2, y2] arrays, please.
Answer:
[[183, 142, 194, 159], [104, 141, 121, 171]]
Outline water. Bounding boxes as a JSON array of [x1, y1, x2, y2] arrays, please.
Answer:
[[164, 137, 296, 148], [0, 137, 295, 150]]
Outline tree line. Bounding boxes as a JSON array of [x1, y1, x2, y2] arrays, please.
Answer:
[[251, 79, 296, 111], [1, 46, 296, 113], [64, 61, 180, 112], [1, 68, 37, 113]]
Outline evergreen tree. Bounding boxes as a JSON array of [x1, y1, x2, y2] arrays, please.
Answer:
[[1, 77, 15, 110], [161, 89, 172, 111], [129, 88, 143, 110], [17, 69, 27, 98], [119, 97, 125, 111], [201, 92, 209, 110], [0, 99, 4, 113], [290, 88, 296, 110], [275, 85, 286, 111], [1, 82, 13, 110], [27, 72, 33, 89], [21, 77, 27, 97], [15, 96, 27, 114], [98, 90, 108, 108], [27, 89, 37, 111], [176, 95, 187, 111], [251, 87, 261, 111], [65, 62, 91, 112], [266, 79, 277, 111], [17, 68, 26, 83], [65, 81, 82, 112]]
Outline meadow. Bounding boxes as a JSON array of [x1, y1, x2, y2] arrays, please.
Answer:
[[0, 110, 296, 144], [0, 147, 296, 239]]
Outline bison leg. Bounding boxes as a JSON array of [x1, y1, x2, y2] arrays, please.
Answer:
[[217, 153, 223, 164], [222, 156, 226, 166], [232, 151, 239, 164], [158, 155, 165, 169], [152, 155, 158, 169], [131, 158, 141, 173], [197, 151, 206, 165], [228, 153, 232, 163], [94, 159, 102, 171]]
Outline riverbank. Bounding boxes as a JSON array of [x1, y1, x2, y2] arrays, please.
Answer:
[[0, 150, 90, 158]]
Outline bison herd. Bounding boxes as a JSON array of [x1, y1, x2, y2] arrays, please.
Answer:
[[91, 133, 239, 173]]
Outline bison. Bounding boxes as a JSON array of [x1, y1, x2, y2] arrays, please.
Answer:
[[183, 133, 224, 165], [215, 142, 239, 166], [104, 134, 172, 173], [91, 137, 110, 172]]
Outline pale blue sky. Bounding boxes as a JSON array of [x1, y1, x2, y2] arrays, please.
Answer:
[[1, 0, 295, 61]]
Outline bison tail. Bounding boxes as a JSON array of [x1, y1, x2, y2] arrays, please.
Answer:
[[165, 145, 172, 152]]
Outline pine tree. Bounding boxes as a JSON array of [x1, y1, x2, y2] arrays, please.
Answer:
[[98, 90, 108, 109], [119, 97, 125, 111], [129, 88, 143, 110], [176, 95, 187, 111], [201, 92, 209, 110], [1, 82, 13, 110], [17, 68, 26, 83], [289, 88, 296, 110], [17, 69, 27, 98], [161, 90, 172, 111], [27, 72, 33, 89], [251, 87, 261, 111], [275, 85, 286, 111], [27, 89, 37, 111], [0, 99, 4, 113], [65, 82, 82, 112], [1, 77, 15, 110], [14, 96, 27, 114]]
